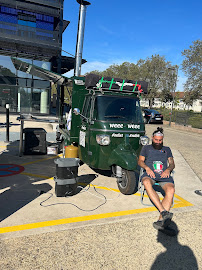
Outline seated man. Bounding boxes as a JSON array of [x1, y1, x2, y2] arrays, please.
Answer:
[[138, 127, 175, 230]]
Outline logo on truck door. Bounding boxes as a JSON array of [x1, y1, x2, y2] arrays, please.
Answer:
[[109, 123, 123, 128], [127, 124, 140, 129], [109, 123, 140, 129]]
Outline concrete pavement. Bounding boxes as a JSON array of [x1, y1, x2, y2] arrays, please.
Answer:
[[0, 117, 202, 269]]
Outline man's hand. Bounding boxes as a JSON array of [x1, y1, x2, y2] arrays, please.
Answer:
[[160, 168, 170, 178], [138, 155, 156, 179], [146, 167, 156, 179], [161, 157, 175, 178]]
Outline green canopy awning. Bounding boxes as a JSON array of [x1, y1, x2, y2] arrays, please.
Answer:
[[11, 57, 68, 86]]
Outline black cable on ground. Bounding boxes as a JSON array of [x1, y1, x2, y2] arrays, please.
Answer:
[[39, 184, 108, 212]]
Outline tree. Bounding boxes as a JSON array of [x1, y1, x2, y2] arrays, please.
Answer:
[[86, 55, 178, 108], [183, 89, 200, 109], [88, 62, 141, 79], [137, 55, 178, 108], [181, 40, 202, 104]]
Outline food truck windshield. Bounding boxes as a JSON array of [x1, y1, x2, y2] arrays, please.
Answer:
[[93, 95, 144, 123]]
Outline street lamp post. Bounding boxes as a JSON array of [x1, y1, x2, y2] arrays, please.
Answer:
[[169, 66, 178, 126]]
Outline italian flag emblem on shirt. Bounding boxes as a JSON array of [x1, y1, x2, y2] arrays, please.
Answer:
[[153, 161, 163, 174]]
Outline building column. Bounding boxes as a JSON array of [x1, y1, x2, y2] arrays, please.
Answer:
[[40, 89, 48, 113], [18, 92, 21, 112]]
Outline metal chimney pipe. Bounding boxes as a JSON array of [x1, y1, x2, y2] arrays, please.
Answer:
[[74, 0, 91, 76]]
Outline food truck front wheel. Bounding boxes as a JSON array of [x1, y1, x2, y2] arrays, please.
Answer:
[[117, 169, 137, 195]]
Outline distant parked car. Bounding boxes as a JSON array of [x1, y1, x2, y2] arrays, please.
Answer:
[[143, 109, 163, 124]]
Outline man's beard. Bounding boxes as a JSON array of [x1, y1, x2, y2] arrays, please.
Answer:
[[152, 141, 163, 150]]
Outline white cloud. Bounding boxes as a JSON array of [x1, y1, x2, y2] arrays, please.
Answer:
[[64, 59, 130, 77], [81, 61, 111, 73], [64, 61, 110, 77], [98, 25, 118, 36]]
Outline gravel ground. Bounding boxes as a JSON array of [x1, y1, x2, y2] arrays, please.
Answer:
[[0, 210, 201, 270]]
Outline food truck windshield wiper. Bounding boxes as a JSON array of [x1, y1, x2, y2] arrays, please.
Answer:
[[104, 115, 126, 119]]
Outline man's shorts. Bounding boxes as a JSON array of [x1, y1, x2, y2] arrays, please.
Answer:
[[141, 177, 175, 188], [141, 172, 174, 187]]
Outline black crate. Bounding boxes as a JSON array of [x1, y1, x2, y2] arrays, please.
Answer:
[[23, 128, 47, 155]]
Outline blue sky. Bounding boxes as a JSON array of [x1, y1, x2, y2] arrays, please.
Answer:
[[63, 0, 202, 91]]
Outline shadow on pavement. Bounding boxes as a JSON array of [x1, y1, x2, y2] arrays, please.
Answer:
[[0, 174, 52, 222], [94, 168, 140, 194], [77, 173, 98, 193], [151, 221, 198, 270], [0, 122, 21, 128], [0, 141, 100, 221], [0, 140, 53, 222]]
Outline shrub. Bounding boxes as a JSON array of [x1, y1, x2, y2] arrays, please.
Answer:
[[154, 108, 202, 129]]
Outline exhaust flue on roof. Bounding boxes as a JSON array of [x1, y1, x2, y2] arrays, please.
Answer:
[[74, 0, 91, 76]]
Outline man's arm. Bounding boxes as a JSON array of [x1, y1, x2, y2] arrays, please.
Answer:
[[160, 157, 175, 178], [138, 155, 156, 179]]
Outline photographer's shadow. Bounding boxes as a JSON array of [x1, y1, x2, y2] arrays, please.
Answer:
[[151, 221, 198, 270]]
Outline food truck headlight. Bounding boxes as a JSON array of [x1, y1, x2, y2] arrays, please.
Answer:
[[96, 135, 110, 146], [140, 136, 150, 145]]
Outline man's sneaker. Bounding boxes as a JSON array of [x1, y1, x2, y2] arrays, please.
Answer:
[[153, 220, 164, 230], [161, 210, 173, 220], [153, 218, 171, 230], [160, 210, 173, 227], [153, 222, 177, 236]]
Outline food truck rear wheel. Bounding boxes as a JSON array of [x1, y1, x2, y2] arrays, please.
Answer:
[[117, 169, 137, 195]]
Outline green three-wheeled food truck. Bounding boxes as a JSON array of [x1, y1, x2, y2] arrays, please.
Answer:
[[57, 74, 149, 195], [11, 0, 150, 196]]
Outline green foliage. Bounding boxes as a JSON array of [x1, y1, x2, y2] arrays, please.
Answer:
[[181, 40, 202, 105], [86, 55, 178, 108], [188, 114, 202, 129], [157, 107, 202, 129]]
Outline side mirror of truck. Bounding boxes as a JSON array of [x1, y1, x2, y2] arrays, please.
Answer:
[[73, 108, 80, 115], [73, 108, 89, 122]]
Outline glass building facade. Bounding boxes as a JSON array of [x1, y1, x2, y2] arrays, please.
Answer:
[[0, 0, 66, 115], [0, 4, 56, 45], [0, 55, 51, 113]]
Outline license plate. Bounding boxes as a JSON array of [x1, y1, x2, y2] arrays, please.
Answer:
[[155, 118, 161, 120]]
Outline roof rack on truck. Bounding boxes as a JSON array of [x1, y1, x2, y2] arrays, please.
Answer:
[[85, 73, 148, 95]]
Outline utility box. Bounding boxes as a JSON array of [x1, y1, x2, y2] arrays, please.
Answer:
[[54, 158, 80, 197], [23, 128, 47, 155]]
